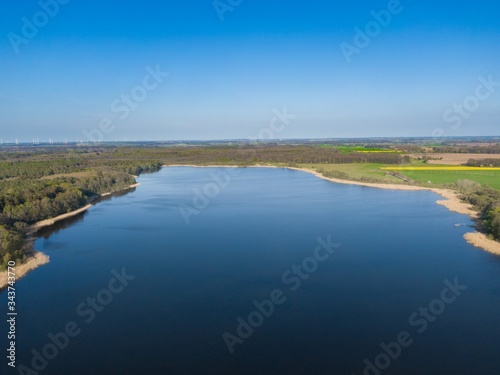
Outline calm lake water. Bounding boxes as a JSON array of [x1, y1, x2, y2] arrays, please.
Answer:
[[3, 167, 500, 375]]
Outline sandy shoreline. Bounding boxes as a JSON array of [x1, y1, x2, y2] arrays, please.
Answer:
[[164, 164, 499, 255], [0, 182, 141, 288], [287, 167, 499, 255], [286, 167, 500, 255], [29, 204, 93, 233], [464, 232, 500, 255], [296, 168, 477, 216], [0, 252, 50, 289], [29, 183, 141, 232], [165, 164, 476, 214], [285, 166, 480, 217]]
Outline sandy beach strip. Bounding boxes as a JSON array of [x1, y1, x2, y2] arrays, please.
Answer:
[[286, 167, 479, 216], [29, 182, 141, 232], [464, 232, 500, 255], [0, 182, 142, 287], [431, 188, 478, 217], [0, 252, 50, 289], [101, 183, 140, 197], [164, 164, 478, 216], [290, 168, 497, 255], [29, 204, 93, 233]]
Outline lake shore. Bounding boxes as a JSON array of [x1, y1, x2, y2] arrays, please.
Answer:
[[29, 203, 93, 233], [464, 232, 500, 255], [164, 164, 476, 214], [0, 182, 141, 288], [164, 164, 499, 255], [29, 182, 141, 233], [288, 167, 499, 255], [285, 166, 479, 216], [0, 252, 50, 289]]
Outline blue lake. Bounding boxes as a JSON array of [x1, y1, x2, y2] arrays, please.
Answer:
[[3, 167, 500, 374]]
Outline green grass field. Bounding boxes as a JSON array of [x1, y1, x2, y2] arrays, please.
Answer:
[[300, 163, 404, 184], [396, 169, 500, 190], [381, 166, 500, 171], [300, 163, 500, 190]]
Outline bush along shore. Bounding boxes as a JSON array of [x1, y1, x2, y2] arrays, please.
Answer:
[[0, 155, 162, 274], [308, 166, 500, 252], [0, 181, 143, 289]]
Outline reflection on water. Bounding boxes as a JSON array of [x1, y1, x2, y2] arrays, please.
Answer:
[[36, 212, 87, 239], [35, 187, 137, 239]]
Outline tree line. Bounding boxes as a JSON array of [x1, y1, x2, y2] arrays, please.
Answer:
[[432, 144, 500, 154], [0, 150, 162, 269], [465, 159, 500, 167]]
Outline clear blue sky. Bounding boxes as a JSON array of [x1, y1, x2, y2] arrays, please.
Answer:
[[0, 0, 499, 142]]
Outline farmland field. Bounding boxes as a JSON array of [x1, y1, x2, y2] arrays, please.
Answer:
[[302, 163, 500, 190], [410, 153, 500, 165], [301, 163, 404, 183], [381, 166, 500, 190]]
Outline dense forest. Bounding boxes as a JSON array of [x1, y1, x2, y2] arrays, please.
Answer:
[[0, 147, 163, 269], [0, 144, 409, 170]]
